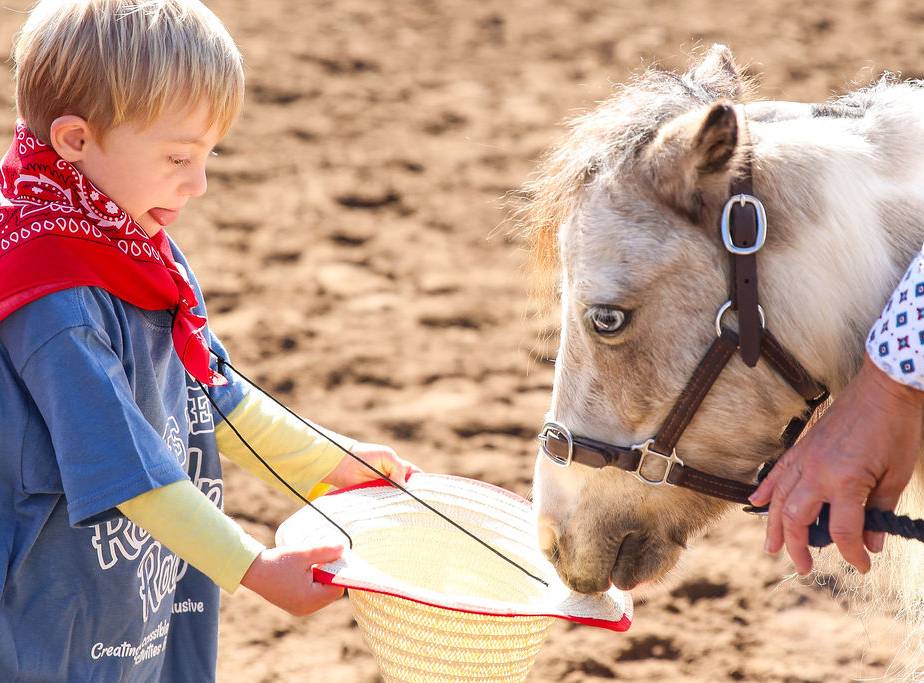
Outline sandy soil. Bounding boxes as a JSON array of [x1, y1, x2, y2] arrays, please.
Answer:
[[2, 0, 923, 680]]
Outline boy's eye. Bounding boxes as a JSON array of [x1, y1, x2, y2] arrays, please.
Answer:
[[169, 156, 191, 167]]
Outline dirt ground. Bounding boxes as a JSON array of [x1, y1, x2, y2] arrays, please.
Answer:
[[3, 0, 923, 680]]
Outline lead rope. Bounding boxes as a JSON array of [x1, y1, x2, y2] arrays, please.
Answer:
[[198, 350, 549, 588], [753, 462, 924, 548]]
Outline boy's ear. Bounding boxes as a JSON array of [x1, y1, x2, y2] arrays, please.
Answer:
[[642, 101, 740, 223], [48, 115, 93, 162]]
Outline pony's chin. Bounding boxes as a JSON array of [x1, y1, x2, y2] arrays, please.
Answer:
[[609, 540, 683, 592]]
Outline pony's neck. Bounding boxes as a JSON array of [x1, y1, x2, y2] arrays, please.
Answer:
[[751, 100, 924, 393]]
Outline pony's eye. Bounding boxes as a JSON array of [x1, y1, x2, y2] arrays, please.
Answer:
[[586, 306, 630, 337]]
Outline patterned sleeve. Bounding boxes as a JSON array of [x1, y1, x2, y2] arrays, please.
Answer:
[[866, 249, 924, 391]]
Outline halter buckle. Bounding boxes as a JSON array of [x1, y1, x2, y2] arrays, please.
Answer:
[[630, 438, 684, 486], [538, 421, 574, 467], [721, 194, 767, 255]]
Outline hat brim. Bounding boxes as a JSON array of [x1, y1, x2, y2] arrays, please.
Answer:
[[276, 473, 632, 632]]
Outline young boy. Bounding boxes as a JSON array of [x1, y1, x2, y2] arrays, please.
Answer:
[[0, 1, 416, 680]]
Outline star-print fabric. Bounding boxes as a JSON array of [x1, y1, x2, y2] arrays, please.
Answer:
[[0, 122, 225, 386], [866, 249, 924, 391]]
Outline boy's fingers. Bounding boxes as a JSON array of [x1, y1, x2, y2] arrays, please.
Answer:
[[390, 456, 419, 483], [310, 583, 345, 600], [291, 584, 343, 616], [302, 545, 344, 566], [314, 585, 345, 610]]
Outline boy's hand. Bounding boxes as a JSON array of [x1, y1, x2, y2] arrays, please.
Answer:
[[240, 545, 345, 616], [324, 442, 421, 489]]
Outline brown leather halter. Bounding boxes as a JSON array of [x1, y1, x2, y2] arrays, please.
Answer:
[[538, 157, 830, 507]]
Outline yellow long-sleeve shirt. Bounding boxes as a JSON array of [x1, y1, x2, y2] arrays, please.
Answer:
[[118, 389, 351, 592]]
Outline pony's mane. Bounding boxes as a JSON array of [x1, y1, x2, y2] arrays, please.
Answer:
[[512, 66, 745, 301]]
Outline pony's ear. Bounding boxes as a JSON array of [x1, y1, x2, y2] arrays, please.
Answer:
[[686, 44, 745, 100], [643, 101, 739, 222]]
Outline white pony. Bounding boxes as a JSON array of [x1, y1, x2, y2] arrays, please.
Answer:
[[522, 44, 924, 673]]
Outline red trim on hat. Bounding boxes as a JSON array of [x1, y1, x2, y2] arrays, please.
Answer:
[[324, 472, 531, 506], [311, 567, 631, 632]]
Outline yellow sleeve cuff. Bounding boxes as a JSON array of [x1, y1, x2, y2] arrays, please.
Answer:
[[117, 480, 265, 593], [214, 390, 351, 502]]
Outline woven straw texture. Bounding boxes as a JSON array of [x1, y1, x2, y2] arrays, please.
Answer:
[[276, 474, 630, 682], [351, 591, 552, 681]]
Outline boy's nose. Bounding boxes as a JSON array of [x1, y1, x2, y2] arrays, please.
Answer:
[[181, 167, 208, 198]]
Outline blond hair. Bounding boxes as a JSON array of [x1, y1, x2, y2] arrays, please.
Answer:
[[13, 0, 244, 142]]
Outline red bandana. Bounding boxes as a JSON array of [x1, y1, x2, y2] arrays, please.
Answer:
[[0, 122, 226, 386]]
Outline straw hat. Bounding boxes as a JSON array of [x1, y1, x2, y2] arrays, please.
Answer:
[[276, 473, 631, 683]]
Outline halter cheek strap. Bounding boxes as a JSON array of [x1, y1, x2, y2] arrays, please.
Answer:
[[724, 165, 766, 367]]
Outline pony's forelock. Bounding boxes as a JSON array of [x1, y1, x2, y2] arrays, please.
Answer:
[[512, 55, 754, 307]]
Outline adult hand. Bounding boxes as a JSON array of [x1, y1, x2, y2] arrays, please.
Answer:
[[323, 442, 421, 489], [749, 355, 923, 574]]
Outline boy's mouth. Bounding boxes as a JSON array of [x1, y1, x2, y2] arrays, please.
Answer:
[[148, 207, 180, 227]]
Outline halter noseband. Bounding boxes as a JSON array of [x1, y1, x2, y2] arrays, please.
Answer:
[[539, 148, 829, 508]]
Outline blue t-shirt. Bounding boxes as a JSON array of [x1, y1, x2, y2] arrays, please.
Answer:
[[0, 238, 247, 681]]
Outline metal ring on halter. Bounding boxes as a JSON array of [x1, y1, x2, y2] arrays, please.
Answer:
[[629, 438, 684, 486], [538, 421, 574, 467], [720, 194, 767, 255], [715, 300, 766, 338]]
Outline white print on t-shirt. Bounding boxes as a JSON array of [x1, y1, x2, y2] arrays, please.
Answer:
[[90, 618, 170, 665], [187, 388, 215, 435], [172, 598, 204, 614], [162, 416, 187, 469], [89, 410, 223, 622]]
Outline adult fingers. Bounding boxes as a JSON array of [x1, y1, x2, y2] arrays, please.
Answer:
[[750, 457, 785, 506], [780, 485, 824, 574], [864, 475, 906, 553], [863, 530, 885, 555], [827, 497, 870, 573], [764, 454, 804, 554]]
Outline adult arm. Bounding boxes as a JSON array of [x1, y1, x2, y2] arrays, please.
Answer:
[[751, 251, 924, 573]]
